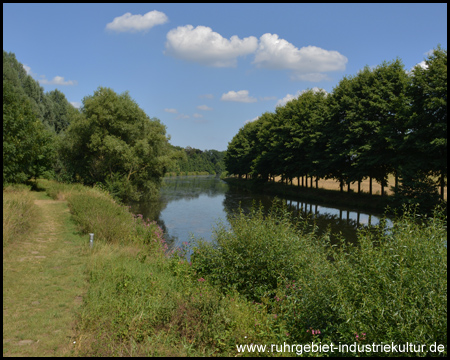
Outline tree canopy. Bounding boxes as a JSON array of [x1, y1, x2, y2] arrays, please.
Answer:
[[167, 145, 226, 175], [3, 52, 55, 184], [62, 87, 173, 201], [224, 46, 447, 212]]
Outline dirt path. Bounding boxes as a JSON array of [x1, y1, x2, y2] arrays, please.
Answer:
[[3, 193, 87, 356]]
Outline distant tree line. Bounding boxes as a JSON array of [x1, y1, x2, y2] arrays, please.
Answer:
[[166, 146, 226, 175], [3, 50, 176, 201], [224, 46, 447, 212]]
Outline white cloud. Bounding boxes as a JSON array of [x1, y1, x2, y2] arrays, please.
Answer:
[[22, 64, 32, 75], [70, 101, 82, 109], [253, 33, 347, 81], [40, 76, 77, 86], [276, 87, 327, 107], [165, 25, 258, 67], [193, 113, 203, 118], [244, 116, 259, 124], [21, 64, 77, 86], [106, 10, 168, 32], [416, 60, 428, 70], [197, 105, 213, 111], [407, 60, 428, 75], [176, 113, 190, 120], [164, 108, 178, 113], [221, 90, 257, 103], [199, 93, 214, 99]]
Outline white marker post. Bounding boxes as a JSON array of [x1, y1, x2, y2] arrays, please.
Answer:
[[89, 233, 94, 248]]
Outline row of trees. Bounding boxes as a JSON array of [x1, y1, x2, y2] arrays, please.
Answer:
[[166, 146, 226, 175], [3, 51, 72, 184], [3, 50, 177, 201], [225, 46, 447, 210]]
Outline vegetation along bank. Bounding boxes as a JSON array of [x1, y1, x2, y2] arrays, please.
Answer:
[[3, 180, 447, 356]]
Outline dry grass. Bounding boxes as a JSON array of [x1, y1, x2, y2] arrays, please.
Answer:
[[274, 174, 447, 200], [3, 185, 38, 247]]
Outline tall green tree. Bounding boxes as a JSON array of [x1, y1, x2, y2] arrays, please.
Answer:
[[3, 80, 54, 185], [326, 60, 409, 195], [251, 112, 278, 182], [62, 87, 173, 201], [225, 121, 262, 179], [276, 89, 329, 186], [404, 45, 447, 199], [43, 89, 75, 133], [325, 76, 356, 191]]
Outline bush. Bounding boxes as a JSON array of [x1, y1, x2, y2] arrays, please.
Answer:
[[67, 192, 135, 244], [325, 206, 447, 354], [191, 202, 328, 302], [191, 202, 447, 356]]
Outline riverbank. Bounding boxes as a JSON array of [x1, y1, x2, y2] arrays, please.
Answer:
[[223, 177, 393, 214], [3, 180, 447, 356], [3, 180, 281, 356]]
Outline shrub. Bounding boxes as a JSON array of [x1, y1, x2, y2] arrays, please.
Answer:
[[67, 192, 135, 244], [191, 202, 447, 356], [191, 202, 328, 302]]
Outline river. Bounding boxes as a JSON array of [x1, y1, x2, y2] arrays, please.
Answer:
[[129, 175, 392, 253]]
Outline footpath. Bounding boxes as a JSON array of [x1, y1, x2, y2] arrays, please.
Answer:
[[3, 190, 87, 356]]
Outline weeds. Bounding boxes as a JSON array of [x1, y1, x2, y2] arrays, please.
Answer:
[[3, 184, 38, 247], [191, 201, 447, 356]]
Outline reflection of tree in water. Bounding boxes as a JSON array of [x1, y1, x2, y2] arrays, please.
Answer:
[[129, 175, 388, 251], [222, 189, 384, 246], [160, 175, 228, 201], [129, 175, 229, 250]]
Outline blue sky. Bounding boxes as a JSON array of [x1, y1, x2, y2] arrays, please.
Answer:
[[3, 3, 447, 151]]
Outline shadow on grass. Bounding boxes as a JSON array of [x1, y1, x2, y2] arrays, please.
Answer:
[[26, 179, 47, 192]]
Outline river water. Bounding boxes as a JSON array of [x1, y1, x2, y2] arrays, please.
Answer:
[[130, 175, 392, 252]]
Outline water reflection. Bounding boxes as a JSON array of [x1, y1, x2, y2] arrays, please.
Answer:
[[130, 175, 391, 251]]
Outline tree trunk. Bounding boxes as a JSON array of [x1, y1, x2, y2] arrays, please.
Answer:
[[369, 176, 373, 195], [395, 172, 399, 193], [358, 180, 361, 194]]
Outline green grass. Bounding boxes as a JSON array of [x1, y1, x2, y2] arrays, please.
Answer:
[[3, 186, 88, 356]]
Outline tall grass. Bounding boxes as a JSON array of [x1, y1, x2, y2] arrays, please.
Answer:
[[3, 184, 38, 247], [191, 203, 447, 356]]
